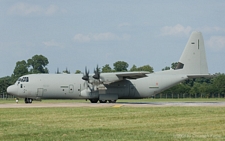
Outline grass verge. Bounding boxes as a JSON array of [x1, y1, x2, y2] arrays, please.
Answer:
[[0, 106, 225, 140]]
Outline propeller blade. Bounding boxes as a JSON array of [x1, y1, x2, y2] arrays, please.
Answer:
[[93, 65, 100, 79], [82, 67, 89, 81]]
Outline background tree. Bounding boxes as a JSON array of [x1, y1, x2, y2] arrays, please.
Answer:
[[189, 82, 201, 98], [162, 66, 170, 71], [162, 62, 178, 71], [113, 61, 129, 72], [12, 60, 28, 81], [56, 68, 60, 74], [130, 65, 138, 71], [161, 83, 191, 98], [102, 64, 113, 73], [212, 74, 225, 97], [171, 62, 178, 69], [27, 55, 49, 73], [130, 65, 154, 72], [0, 76, 12, 94], [75, 70, 81, 74], [137, 65, 154, 72], [198, 82, 210, 98], [63, 68, 70, 74]]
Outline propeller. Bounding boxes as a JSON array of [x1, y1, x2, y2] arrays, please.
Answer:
[[93, 65, 100, 80], [82, 65, 100, 92], [82, 67, 89, 81]]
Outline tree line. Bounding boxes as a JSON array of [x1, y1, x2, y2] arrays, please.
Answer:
[[158, 74, 225, 98], [0, 54, 225, 98]]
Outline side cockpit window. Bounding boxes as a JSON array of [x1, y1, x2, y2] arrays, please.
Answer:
[[24, 77, 29, 82]]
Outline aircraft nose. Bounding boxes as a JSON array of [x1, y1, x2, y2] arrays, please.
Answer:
[[7, 85, 18, 96]]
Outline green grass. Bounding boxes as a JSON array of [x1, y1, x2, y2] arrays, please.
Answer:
[[1, 107, 225, 141]]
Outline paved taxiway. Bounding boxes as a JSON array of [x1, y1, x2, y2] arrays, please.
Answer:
[[1, 102, 225, 108]]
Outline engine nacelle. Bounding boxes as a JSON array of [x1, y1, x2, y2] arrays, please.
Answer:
[[80, 89, 91, 98], [100, 73, 122, 84]]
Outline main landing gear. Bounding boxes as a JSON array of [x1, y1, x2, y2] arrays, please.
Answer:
[[89, 99, 98, 103], [24, 98, 33, 104], [89, 99, 117, 103]]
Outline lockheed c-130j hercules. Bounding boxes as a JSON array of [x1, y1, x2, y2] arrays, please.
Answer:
[[7, 31, 209, 104]]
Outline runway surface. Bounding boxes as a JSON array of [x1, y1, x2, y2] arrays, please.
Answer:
[[1, 102, 225, 108]]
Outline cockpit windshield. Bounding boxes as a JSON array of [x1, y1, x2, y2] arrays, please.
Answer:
[[17, 77, 29, 82]]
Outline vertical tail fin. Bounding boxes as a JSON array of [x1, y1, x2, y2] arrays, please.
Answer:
[[177, 31, 209, 75]]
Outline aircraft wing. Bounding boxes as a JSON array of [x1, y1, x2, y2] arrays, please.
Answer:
[[116, 71, 150, 79], [100, 71, 150, 84]]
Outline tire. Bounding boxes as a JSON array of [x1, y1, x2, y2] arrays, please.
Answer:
[[89, 99, 98, 103], [99, 100, 107, 103], [108, 100, 117, 103], [24, 98, 28, 104], [25, 98, 32, 104], [29, 98, 33, 103]]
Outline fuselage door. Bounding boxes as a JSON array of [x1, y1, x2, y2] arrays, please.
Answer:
[[37, 88, 44, 97]]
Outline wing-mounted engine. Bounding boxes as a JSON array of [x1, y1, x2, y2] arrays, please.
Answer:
[[81, 66, 105, 97], [82, 65, 122, 85], [81, 66, 150, 97], [99, 73, 122, 84], [82, 66, 102, 83]]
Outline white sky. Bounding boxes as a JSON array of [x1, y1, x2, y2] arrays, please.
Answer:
[[1, 0, 225, 77]]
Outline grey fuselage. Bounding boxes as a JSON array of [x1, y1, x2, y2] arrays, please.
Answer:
[[10, 70, 187, 101]]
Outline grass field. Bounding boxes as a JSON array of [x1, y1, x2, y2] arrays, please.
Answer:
[[1, 105, 225, 140]]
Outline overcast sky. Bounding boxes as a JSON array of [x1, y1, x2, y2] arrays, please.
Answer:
[[0, 0, 225, 77]]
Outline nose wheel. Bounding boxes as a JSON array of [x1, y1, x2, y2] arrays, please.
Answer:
[[24, 98, 33, 104]]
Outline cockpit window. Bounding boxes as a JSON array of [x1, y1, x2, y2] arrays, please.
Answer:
[[17, 77, 29, 82]]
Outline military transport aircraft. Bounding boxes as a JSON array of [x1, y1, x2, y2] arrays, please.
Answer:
[[7, 31, 209, 104]]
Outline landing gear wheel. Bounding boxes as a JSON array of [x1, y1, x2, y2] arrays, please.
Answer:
[[24, 98, 33, 104], [24, 98, 28, 104], [108, 100, 117, 103], [29, 98, 33, 103], [89, 99, 98, 103], [99, 100, 107, 103]]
